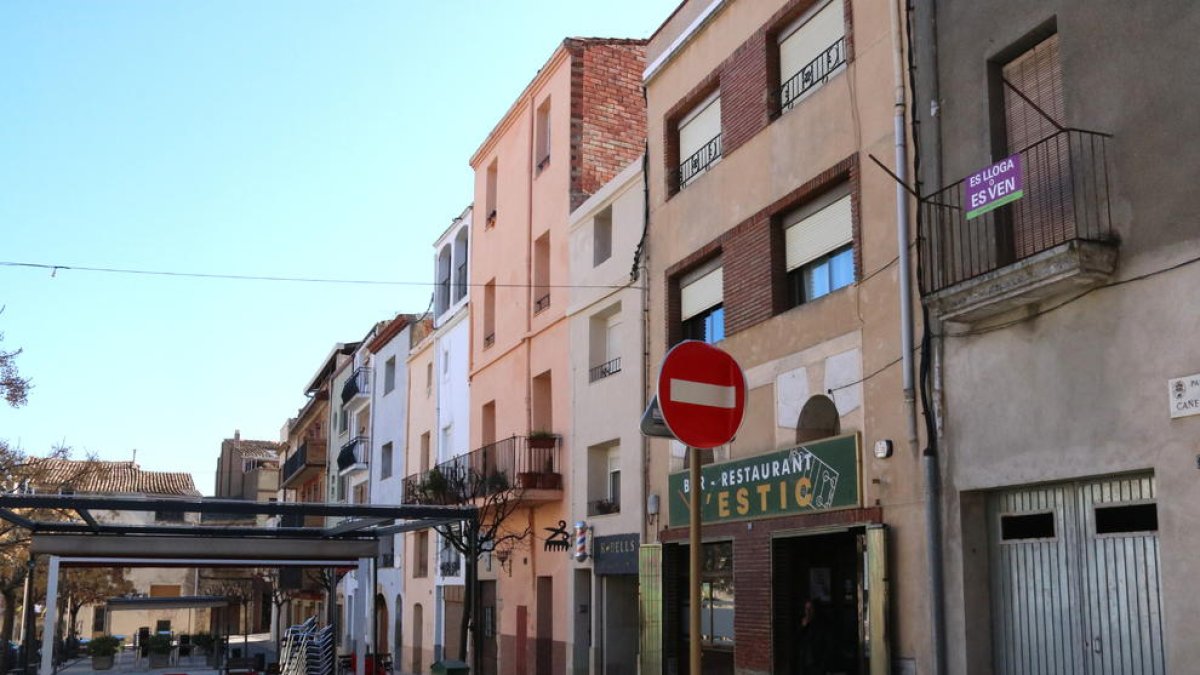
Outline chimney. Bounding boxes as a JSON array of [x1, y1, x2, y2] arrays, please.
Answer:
[[132, 449, 137, 464], [234, 429, 241, 441]]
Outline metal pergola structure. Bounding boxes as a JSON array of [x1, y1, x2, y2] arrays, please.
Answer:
[[0, 494, 479, 675]]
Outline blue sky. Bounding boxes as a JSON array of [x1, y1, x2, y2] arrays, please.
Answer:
[[0, 1, 673, 494]]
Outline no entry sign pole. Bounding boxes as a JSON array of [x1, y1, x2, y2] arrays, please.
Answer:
[[653, 341, 746, 675]]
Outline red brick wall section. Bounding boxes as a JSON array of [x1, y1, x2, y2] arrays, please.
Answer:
[[569, 40, 647, 212], [663, 155, 859, 346]]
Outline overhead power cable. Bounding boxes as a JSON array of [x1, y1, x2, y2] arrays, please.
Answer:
[[0, 260, 644, 291]]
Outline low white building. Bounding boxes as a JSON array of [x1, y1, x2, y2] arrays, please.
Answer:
[[566, 158, 645, 674]]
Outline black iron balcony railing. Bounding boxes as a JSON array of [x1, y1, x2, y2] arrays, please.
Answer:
[[282, 439, 327, 486], [587, 499, 621, 517], [483, 332, 495, 349], [337, 435, 369, 472], [534, 293, 551, 313], [340, 367, 371, 404], [454, 264, 468, 301], [589, 357, 622, 383], [439, 550, 462, 577], [401, 435, 562, 505], [778, 36, 846, 112], [919, 129, 1113, 294], [678, 133, 722, 188]]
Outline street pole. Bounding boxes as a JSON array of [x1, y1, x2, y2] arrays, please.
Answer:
[[22, 556, 36, 674], [688, 450, 701, 675]]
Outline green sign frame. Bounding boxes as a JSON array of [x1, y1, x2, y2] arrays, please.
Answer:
[[668, 433, 860, 528]]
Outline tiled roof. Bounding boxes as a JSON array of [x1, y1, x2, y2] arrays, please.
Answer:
[[232, 441, 282, 461], [26, 458, 200, 497]]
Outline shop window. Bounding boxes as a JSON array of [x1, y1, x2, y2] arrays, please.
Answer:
[[777, 0, 847, 113], [677, 91, 722, 189], [783, 187, 854, 308], [680, 260, 724, 344]]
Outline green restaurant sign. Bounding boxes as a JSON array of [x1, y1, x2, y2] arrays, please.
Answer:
[[668, 434, 860, 528]]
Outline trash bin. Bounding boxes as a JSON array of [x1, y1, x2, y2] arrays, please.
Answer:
[[431, 659, 469, 675]]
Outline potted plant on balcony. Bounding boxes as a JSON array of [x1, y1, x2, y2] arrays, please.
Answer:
[[145, 633, 173, 668], [421, 467, 450, 504], [88, 635, 122, 670], [527, 430, 558, 449]]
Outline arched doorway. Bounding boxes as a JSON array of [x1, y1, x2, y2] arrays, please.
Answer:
[[796, 394, 840, 443], [374, 594, 388, 656]]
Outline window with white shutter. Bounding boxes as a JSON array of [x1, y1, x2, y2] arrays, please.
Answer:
[[679, 260, 725, 343], [783, 187, 854, 307], [677, 91, 722, 188], [778, 0, 846, 112]]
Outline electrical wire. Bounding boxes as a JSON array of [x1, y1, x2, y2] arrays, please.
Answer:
[[0, 260, 645, 291]]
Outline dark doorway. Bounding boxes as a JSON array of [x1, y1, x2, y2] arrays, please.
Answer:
[[536, 576, 553, 675], [479, 581, 498, 675], [772, 530, 866, 674]]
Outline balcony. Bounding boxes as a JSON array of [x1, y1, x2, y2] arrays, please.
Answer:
[[678, 133, 722, 190], [281, 439, 327, 489], [439, 549, 462, 577], [587, 498, 621, 517], [589, 357, 622, 383], [401, 435, 562, 506], [337, 435, 369, 475], [919, 129, 1117, 323], [340, 367, 371, 405]]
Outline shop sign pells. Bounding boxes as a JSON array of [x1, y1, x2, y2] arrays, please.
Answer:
[[1169, 373, 1200, 419], [668, 434, 860, 527]]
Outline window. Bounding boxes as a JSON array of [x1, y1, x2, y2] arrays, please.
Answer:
[[1095, 503, 1158, 535], [777, 0, 846, 112], [483, 280, 495, 348], [442, 349, 450, 377], [1000, 512, 1056, 541], [532, 371, 553, 432], [338, 407, 348, 434], [381, 442, 393, 480], [485, 161, 498, 228], [436, 246, 452, 315], [353, 482, 368, 505], [383, 357, 396, 395], [440, 425, 453, 463], [587, 441, 620, 516], [783, 188, 854, 308], [680, 541, 734, 647], [677, 91, 722, 189], [419, 432, 431, 473], [426, 361, 433, 396], [150, 584, 182, 598], [414, 531, 430, 578], [680, 261, 724, 343], [593, 206, 612, 266], [481, 402, 496, 446], [535, 97, 551, 172], [588, 303, 622, 382], [453, 228, 469, 301], [533, 234, 550, 314], [92, 606, 106, 633]]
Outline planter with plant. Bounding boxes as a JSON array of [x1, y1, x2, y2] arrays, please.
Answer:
[[526, 431, 558, 449], [88, 635, 122, 670], [145, 633, 173, 668]]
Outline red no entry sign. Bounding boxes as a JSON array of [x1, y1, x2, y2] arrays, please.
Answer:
[[656, 340, 747, 449]]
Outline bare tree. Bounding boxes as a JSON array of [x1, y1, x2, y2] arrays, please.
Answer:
[[0, 314, 30, 408], [406, 461, 532, 664]]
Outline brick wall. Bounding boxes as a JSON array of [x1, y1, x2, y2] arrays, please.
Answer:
[[569, 40, 648, 211], [663, 155, 859, 347]]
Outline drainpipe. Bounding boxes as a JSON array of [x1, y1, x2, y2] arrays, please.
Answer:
[[892, 0, 945, 672]]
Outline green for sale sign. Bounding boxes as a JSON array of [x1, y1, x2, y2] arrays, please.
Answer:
[[668, 434, 860, 528]]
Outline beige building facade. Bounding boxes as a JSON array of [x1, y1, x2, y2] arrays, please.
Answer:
[[642, 0, 929, 673]]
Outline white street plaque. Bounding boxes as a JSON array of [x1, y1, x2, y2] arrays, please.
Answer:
[[1168, 373, 1200, 419]]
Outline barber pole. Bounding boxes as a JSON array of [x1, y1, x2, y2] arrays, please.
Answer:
[[574, 521, 589, 562]]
